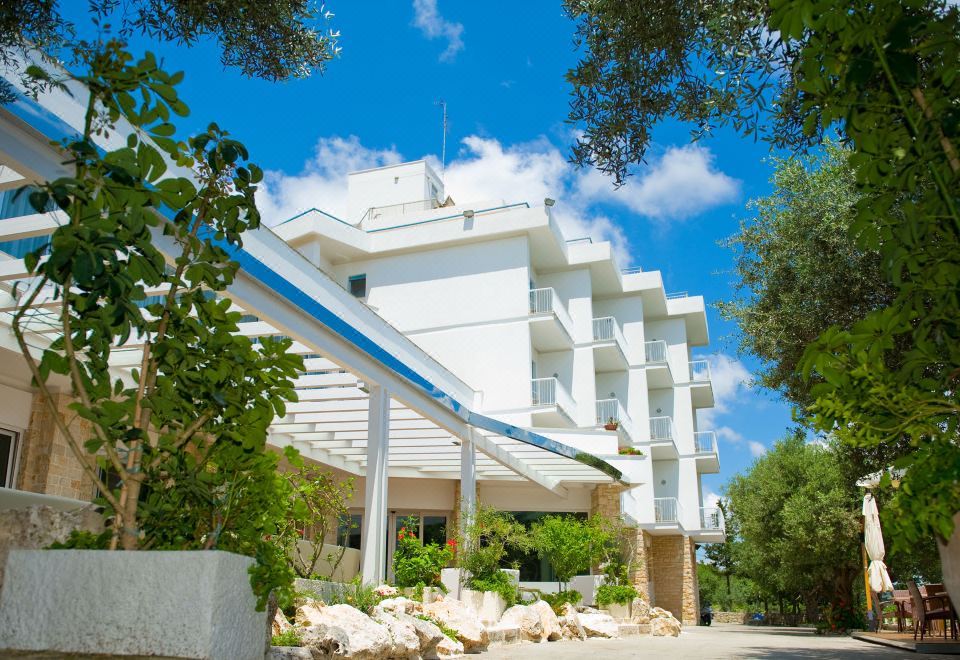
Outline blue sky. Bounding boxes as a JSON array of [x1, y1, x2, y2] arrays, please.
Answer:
[[66, 1, 797, 502]]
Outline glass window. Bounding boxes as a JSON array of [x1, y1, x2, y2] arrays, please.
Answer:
[[339, 513, 362, 550], [0, 427, 19, 488], [503, 511, 588, 582], [348, 274, 366, 298], [423, 516, 447, 545]]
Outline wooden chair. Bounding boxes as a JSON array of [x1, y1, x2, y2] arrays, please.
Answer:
[[908, 580, 957, 641]]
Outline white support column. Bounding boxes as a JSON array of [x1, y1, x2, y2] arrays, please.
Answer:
[[460, 434, 477, 530], [359, 384, 390, 584]]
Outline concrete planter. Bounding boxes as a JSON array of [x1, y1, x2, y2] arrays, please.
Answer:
[[0, 549, 266, 659], [461, 588, 508, 625], [401, 586, 444, 604], [602, 602, 631, 621]]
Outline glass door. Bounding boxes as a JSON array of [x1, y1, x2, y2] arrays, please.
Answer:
[[386, 511, 450, 582], [0, 427, 19, 488]]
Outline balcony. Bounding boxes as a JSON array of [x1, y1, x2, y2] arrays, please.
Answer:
[[648, 416, 678, 459], [531, 377, 576, 426], [595, 398, 637, 444], [529, 288, 575, 351], [694, 431, 720, 473], [654, 497, 681, 525], [689, 359, 715, 408], [591, 317, 628, 371], [694, 506, 726, 542], [644, 340, 673, 388]]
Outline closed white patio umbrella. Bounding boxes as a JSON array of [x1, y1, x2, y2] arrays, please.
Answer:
[[863, 492, 895, 593]]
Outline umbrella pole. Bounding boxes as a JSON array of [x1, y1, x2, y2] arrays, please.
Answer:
[[862, 544, 872, 617]]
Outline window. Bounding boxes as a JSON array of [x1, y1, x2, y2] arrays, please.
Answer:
[[338, 513, 363, 550], [0, 426, 20, 488], [348, 274, 367, 298]]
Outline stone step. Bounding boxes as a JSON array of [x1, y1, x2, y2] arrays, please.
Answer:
[[486, 624, 522, 646], [618, 623, 650, 636]]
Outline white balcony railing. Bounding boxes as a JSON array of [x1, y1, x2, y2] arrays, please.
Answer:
[[531, 377, 575, 414], [700, 507, 724, 530], [694, 431, 717, 453], [666, 291, 688, 300], [644, 340, 668, 364], [529, 287, 575, 340], [649, 416, 674, 441], [596, 398, 623, 425], [655, 497, 681, 523], [593, 316, 628, 357], [689, 359, 711, 382]]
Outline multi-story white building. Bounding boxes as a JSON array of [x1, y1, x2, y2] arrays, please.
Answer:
[[0, 62, 722, 625], [274, 160, 724, 621]]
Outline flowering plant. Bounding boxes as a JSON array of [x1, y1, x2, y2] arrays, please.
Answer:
[[374, 584, 398, 598], [393, 520, 454, 588]]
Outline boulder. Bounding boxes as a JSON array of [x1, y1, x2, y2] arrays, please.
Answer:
[[373, 611, 420, 659], [297, 604, 393, 658], [499, 604, 543, 642], [398, 613, 445, 657], [649, 607, 682, 637], [294, 601, 326, 627], [560, 603, 586, 641], [529, 600, 562, 641], [631, 597, 650, 625], [272, 610, 293, 637], [431, 635, 465, 658], [578, 610, 620, 638], [376, 596, 420, 616], [422, 598, 489, 653]]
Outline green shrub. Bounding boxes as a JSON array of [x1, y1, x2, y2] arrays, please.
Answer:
[[469, 570, 519, 608], [596, 583, 638, 607], [271, 628, 302, 647], [47, 529, 111, 549], [393, 518, 455, 588], [326, 576, 384, 615], [539, 589, 582, 615], [457, 504, 530, 603], [416, 614, 459, 641]]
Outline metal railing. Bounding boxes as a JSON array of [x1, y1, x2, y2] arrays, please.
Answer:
[[593, 316, 615, 341], [694, 431, 717, 453], [644, 340, 668, 364], [655, 497, 680, 523], [596, 398, 624, 425], [665, 291, 688, 300], [621, 266, 643, 274], [700, 507, 723, 530], [531, 377, 575, 414], [529, 287, 575, 340], [649, 416, 673, 441], [689, 360, 711, 382]]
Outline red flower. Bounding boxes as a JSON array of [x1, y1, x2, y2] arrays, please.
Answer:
[[446, 539, 457, 546]]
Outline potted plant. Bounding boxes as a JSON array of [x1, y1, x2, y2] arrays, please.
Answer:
[[618, 446, 643, 456], [0, 44, 302, 660], [596, 583, 639, 621], [604, 417, 619, 431], [393, 517, 455, 603]]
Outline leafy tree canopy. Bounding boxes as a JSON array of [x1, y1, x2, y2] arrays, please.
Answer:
[[0, 0, 339, 101]]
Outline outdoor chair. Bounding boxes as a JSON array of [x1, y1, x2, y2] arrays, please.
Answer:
[[872, 592, 900, 632], [908, 580, 958, 641]]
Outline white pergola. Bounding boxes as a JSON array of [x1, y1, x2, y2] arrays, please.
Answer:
[[0, 61, 627, 583]]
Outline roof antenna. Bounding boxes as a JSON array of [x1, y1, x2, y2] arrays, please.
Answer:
[[435, 99, 447, 185]]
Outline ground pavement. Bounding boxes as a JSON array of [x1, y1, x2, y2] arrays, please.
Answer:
[[484, 624, 955, 659]]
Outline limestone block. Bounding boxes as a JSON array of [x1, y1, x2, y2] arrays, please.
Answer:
[[432, 635, 465, 658], [460, 588, 506, 626], [373, 611, 421, 659], [560, 603, 587, 641], [422, 598, 489, 653], [376, 596, 420, 616], [273, 609, 293, 637], [631, 597, 650, 624], [0, 549, 265, 659], [578, 610, 620, 638], [499, 604, 543, 642], [398, 612, 445, 657], [529, 599, 562, 641], [297, 603, 393, 658], [651, 616, 682, 637], [267, 647, 316, 660]]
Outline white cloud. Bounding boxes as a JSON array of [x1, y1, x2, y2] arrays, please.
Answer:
[[697, 353, 751, 429], [748, 441, 768, 457], [257, 136, 402, 224], [577, 145, 740, 222], [412, 0, 464, 62], [703, 491, 722, 508]]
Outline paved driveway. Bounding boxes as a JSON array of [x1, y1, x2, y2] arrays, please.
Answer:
[[484, 624, 953, 659]]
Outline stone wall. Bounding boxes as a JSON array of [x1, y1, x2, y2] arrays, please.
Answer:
[[711, 611, 749, 624], [589, 485, 651, 604], [16, 392, 95, 501], [647, 534, 698, 625]]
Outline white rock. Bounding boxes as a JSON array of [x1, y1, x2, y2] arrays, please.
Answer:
[[297, 603, 393, 658], [560, 603, 587, 641], [529, 600, 562, 641], [376, 596, 420, 616], [266, 647, 315, 660], [374, 611, 421, 659], [398, 612, 445, 657], [631, 597, 650, 624], [272, 609, 293, 637], [432, 635, 465, 658], [499, 604, 543, 642], [422, 598, 489, 653], [578, 610, 620, 638], [650, 608, 682, 637]]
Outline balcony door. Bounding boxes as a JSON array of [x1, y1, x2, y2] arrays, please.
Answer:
[[0, 426, 20, 488], [386, 511, 450, 582]]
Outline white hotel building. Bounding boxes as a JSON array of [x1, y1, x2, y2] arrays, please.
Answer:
[[0, 71, 722, 625]]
